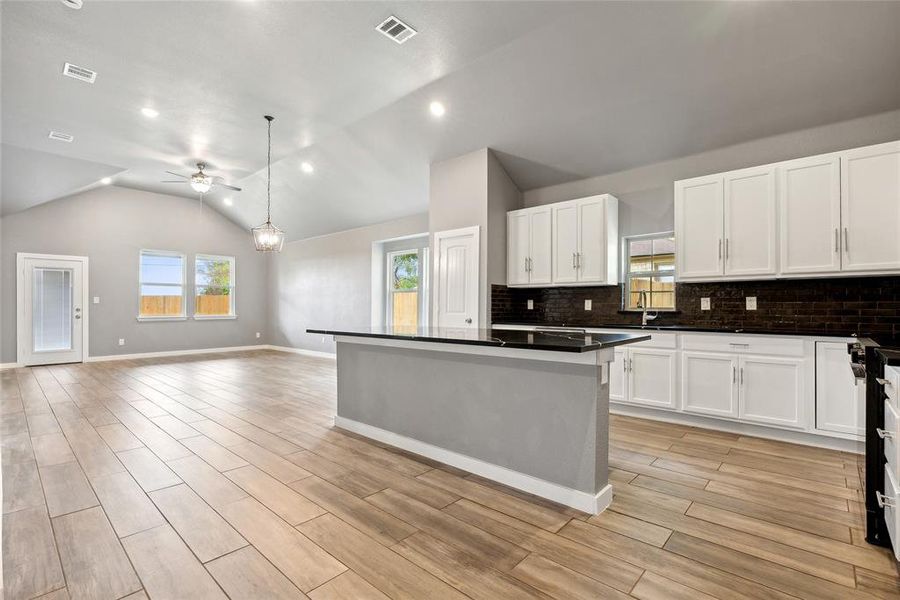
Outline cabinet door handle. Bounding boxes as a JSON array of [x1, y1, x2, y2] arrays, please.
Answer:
[[877, 428, 894, 440], [843, 227, 849, 253], [528, 257, 533, 272], [718, 239, 722, 260], [525, 257, 529, 273], [740, 367, 744, 385], [732, 366, 736, 383], [572, 252, 576, 269], [577, 253, 582, 269], [623, 358, 628, 374], [877, 490, 895, 509], [834, 228, 839, 253], [628, 358, 633, 372], [725, 239, 729, 261]]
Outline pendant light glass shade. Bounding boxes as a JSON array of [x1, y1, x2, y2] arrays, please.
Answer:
[[251, 220, 284, 252], [252, 115, 285, 252], [190, 173, 212, 194]]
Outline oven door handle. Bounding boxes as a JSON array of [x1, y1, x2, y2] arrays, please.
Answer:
[[877, 428, 894, 440], [877, 491, 895, 509], [877, 377, 893, 387]]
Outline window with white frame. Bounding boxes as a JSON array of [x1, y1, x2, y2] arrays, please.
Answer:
[[623, 233, 676, 310], [386, 248, 423, 331], [138, 250, 186, 318], [194, 254, 235, 317]]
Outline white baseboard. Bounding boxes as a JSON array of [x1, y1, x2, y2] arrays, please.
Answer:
[[0, 362, 22, 370], [335, 415, 611, 514], [267, 345, 336, 359], [610, 403, 865, 454], [85, 344, 269, 363]]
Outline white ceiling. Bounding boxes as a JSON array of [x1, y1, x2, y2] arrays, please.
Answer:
[[3, 1, 900, 240]]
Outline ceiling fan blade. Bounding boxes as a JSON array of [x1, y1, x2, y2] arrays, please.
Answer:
[[216, 183, 242, 191], [165, 171, 188, 179]]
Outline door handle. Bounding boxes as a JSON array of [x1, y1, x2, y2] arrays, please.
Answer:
[[465, 318, 472, 324], [732, 365, 736, 383], [577, 253, 582, 269], [572, 252, 576, 269], [74, 315, 81, 320], [843, 228, 849, 253], [725, 239, 729, 261], [834, 228, 839, 253], [740, 367, 744, 385], [718, 239, 722, 260]]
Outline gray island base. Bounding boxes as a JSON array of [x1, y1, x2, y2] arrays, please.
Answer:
[[308, 327, 649, 513]]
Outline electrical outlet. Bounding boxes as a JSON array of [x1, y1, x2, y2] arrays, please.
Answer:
[[527, 299, 534, 310], [584, 299, 592, 311], [92, 296, 100, 304], [701, 297, 711, 311], [118, 338, 125, 346], [255, 332, 261, 339], [746, 296, 758, 310]]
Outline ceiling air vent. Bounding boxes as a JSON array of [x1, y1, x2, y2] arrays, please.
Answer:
[[48, 131, 74, 143], [62, 62, 97, 83], [376, 15, 417, 44]]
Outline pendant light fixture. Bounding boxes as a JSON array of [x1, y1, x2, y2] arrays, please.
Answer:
[[251, 115, 285, 252]]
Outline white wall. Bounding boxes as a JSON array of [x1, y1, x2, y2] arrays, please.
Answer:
[[0, 186, 269, 362], [268, 213, 429, 354], [524, 108, 900, 237]]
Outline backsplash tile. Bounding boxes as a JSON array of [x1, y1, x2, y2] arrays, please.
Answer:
[[492, 276, 900, 339]]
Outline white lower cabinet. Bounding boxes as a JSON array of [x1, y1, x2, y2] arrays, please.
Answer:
[[610, 347, 676, 410], [739, 356, 804, 428], [682, 352, 739, 418]]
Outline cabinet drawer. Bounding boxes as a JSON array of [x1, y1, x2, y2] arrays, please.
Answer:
[[883, 464, 900, 561], [681, 334, 803, 357], [884, 366, 900, 406], [886, 400, 900, 481], [591, 329, 677, 349]]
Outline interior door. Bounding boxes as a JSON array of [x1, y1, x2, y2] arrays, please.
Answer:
[[435, 227, 479, 329], [724, 166, 777, 277], [816, 341, 865, 436], [19, 256, 85, 366], [576, 197, 607, 283], [675, 176, 724, 279], [738, 356, 803, 429], [507, 212, 530, 286], [841, 141, 900, 272], [628, 348, 677, 409], [681, 351, 738, 418], [552, 202, 578, 284], [779, 154, 842, 275], [529, 208, 552, 285]]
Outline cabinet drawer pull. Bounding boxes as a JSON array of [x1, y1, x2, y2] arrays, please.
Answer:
[[877, 491, 895, 509], [878, 378, 893, 387], [877, 428, 894, 440]]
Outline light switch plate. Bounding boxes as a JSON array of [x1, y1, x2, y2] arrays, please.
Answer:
[[584, 299, 592, 311], [93, 296, 100, 304], [746, 296, 758, 310], [527, 299, 534, 310], [701, 297, 711, 311]]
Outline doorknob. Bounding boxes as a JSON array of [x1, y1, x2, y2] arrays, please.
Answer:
[[75, 307, 81, 312], [465, 318, 472, 324], [75, 315, 81, 320]]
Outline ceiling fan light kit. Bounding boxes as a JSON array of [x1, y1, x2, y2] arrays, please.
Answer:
[[251, 115, 285, 252]]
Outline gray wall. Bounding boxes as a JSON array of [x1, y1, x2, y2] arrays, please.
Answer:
[[1, 186, 269, 362], [524, 108, 900, 238], [268, 213, 429, 354]]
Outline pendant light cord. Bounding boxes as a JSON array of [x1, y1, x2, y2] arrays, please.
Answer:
[[265, 115, 274, 224]]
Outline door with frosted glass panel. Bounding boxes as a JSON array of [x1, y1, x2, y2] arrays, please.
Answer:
[[19, 257, 84, 365]]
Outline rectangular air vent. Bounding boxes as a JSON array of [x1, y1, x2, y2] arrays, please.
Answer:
[[376, 15, 417, 44], [62, 62, 97, 83], [48, 131, 74, 142]]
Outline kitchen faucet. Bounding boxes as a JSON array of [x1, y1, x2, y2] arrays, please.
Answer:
[[638, 291, 658, 327]]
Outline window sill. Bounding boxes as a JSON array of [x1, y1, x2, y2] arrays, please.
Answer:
[[192, 315, 237, 320], [136, 316, 187, 322]]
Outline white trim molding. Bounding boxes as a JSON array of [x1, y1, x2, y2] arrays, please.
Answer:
[[266, 345, 336, 359], [85, 344, 269, 362], [335, 415, 612, 514], [0, 362, 23, 370]]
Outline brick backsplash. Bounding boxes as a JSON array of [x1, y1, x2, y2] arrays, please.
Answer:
[[491, 277, 900, 339]]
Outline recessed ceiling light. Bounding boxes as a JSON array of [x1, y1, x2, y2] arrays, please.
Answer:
[[60, 0, 83, 8], [100, 177, 112, 185], [223, 197, 234, 206], [429, 101, 446, 117], [300, 162, 314, 174], [48, 131, 74, 142], [141, 107, 159, 118]]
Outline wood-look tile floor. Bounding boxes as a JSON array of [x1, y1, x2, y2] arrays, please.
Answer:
[[2, 349, 898, 599]]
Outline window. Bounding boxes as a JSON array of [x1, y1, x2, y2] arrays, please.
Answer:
[[139, 250, 186, 319], [624, 233, 676, 310], [195, 254, 235, 318], [386, 249, 420, 331]]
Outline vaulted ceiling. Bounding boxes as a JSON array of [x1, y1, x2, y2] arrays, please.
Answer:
[[3, 1, 900, 240]]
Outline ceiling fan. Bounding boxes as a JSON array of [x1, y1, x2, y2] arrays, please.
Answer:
[[161, 162, 241, 194]]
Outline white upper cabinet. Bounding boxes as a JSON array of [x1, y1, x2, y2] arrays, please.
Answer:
[[779, 154, 841, 275], [841, 141, 900, 272], [506, 206, 552, 287], [676, 139, 900, 281], [509, 194, 618, 288], [723, 166, 777, 277], [675, 175, 724, 279]]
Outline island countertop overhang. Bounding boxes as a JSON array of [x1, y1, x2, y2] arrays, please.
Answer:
[[307, 326, 650, 353]]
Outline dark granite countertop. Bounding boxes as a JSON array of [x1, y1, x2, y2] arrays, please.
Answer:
[[491, 321, 870, 339], [307, 326, 650, 353]]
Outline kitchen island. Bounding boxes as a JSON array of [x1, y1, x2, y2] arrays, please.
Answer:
[[307, 326, 649, 513]]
